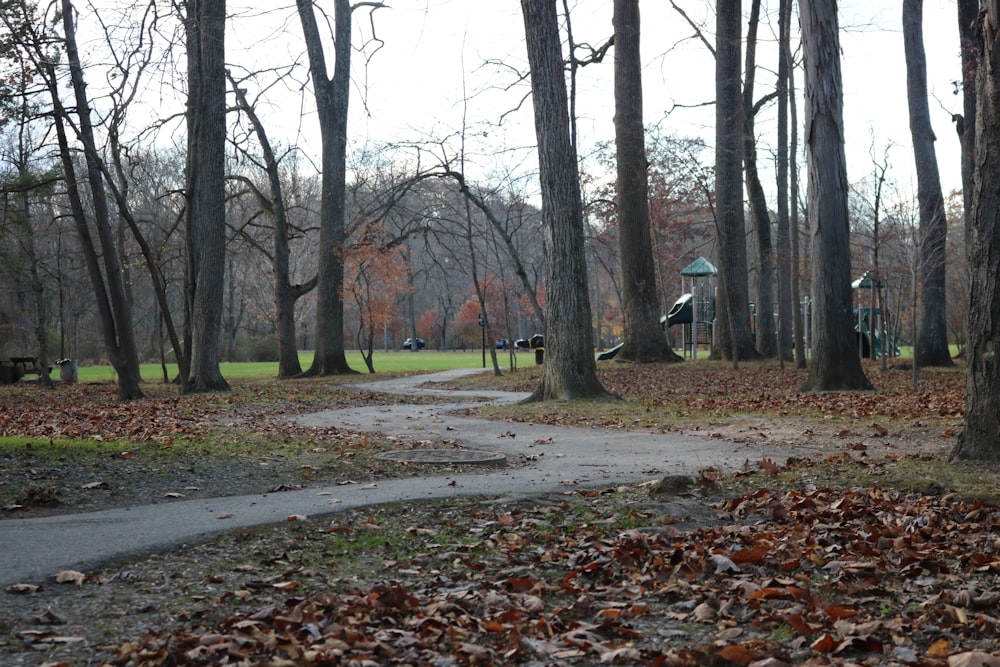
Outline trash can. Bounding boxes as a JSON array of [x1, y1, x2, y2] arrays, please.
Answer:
[[57, 359, 78, 383]]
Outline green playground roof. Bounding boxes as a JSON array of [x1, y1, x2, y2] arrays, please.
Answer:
[[680, 256, 718, 277]]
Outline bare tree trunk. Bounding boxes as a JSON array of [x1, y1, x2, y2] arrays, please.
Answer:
[[775, 0, 794, 364], [951, 8, 1000, 460], [798, 0, 872, 392], [789, 17, 807, 370], [957, 0, 978, 224], [744, 0, 777, 359], [904, 0, 953, 367], [228, 73, 317, 378], [520, 0, 611, 401], [714, 0, 757, 365], [57, 2, 143, 400], [297, 0, 357, 376], [613, 0, 677, 363], [185, 0, 229, 391]]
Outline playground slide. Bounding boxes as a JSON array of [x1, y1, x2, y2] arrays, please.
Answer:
[[595, 294, 694, 361]]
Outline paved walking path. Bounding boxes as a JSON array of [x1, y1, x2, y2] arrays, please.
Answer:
[[0, 369, 771, 587]]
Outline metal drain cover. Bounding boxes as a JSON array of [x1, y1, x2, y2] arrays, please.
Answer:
[[378, 449, 507, 465]]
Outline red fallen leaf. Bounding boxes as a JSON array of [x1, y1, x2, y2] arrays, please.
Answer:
[[508, 576, 536, 593], [824, 602, 859, 620], [786, 612, 821, 635], [730, 544, 770, 564], [747, 587, 788, 601], [758, 458, 780, 476], [482, 620, 506, 632], [811, 632, 837, 652], [717, 643, 757, 664]]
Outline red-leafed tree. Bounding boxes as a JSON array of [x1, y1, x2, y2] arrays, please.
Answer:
[[346, 240, 410, 373]]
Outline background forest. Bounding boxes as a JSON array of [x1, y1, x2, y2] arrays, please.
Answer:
[[0, 1, 970, 381]]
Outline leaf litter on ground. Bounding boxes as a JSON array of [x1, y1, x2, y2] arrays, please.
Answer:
[[3, 361, 999, 666]]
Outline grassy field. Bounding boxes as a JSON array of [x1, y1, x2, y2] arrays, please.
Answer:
[[63, 343, 963, 383], [75, 349, 524, 382]]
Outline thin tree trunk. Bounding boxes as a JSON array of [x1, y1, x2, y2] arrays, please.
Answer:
[[59, 2, 143, 400], [228, 73, 316, 378], [776, 0, 794, 364], [744, 0, 777, 359], [904, 0, 953, 367], [789, 17, 807, 370]]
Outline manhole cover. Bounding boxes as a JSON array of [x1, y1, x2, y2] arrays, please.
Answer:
[[378, 449, 507, 465]]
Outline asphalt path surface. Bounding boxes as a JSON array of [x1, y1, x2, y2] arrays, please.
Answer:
[[1, 369, 771, 587]]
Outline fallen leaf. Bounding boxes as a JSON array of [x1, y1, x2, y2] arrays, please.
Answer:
[[949, 652, 1000, 667], [6, 583, 43, 594], [51, 571, 86, 586]]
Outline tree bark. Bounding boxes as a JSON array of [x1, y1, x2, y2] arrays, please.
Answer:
[[904, 0, 953, 367], [520, 0, 611, 401], [798, 0, 872, 392], [744, 0, 777, 359], [775, 0, 794, 364], [951, 8, 1000, 460], [185, 0, 230, 391], [297, 0, 356, 376], [227, 73, 316, 378], [613, 0, 677, 363], [714, 0, 757, 364], [58, 1, 143, 400]]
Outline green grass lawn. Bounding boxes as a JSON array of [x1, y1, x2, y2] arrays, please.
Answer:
[[76, 349, 524, 382]]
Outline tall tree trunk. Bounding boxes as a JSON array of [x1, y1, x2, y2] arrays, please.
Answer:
[[714, 0, 757, 365], [520, 0, 610, 402], [227, 73, 316, 378], [951, 8, 1000, 460], [788, 6, 807, 369], [957, 0, 978, 225], [185, 0, 230, 391], [904, 0, 953, 367], [744, 0, 777, 359], [798, 0, 872, 392], [58, 2, 143, 400], [613, 0, 677, 363], [297, 0, 355, 376], [775, 0, 794, 364]]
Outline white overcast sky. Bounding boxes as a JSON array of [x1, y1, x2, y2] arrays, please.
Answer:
[[218, 1, 965, 200]]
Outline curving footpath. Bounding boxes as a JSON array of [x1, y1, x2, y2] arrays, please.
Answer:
[[0, 369, 772, 587]]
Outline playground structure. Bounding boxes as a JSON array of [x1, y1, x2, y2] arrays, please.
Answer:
[[595, 261, 900, 363], [852, 272, 900, 359], [666, 257, 717, 359]]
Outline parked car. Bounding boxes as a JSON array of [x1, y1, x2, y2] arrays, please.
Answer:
[[403, 337, 425, 350], [496, 338, 509, 349]]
